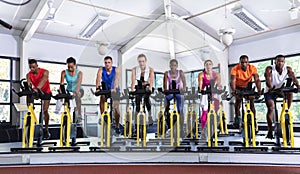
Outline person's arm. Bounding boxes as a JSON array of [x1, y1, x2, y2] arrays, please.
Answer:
[[60, 70, 66, 85], [264, 66, 272, 90], [76, 71, 83, 94], [149, 67, 154, 92], [198, 72, 204, 91], [179, 70, 186, 92], [36, 69, 49, 90], [230, 74, 237, 95], [96, 67, 102, 90], [253, 73, 262, 93], [131, 67, 136, 91], [287, 66, 300, 88], [163, 71, 168, 91], [113, 67, 120, 91], [216, 72, 222, 89], [26, 73, 31, 87]]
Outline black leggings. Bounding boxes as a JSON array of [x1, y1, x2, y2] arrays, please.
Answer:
[[135, 94, 151, 113]]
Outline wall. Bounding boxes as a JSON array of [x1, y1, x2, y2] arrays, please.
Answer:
[[229, 30, 300, 64], [0, 33, 19, 57]]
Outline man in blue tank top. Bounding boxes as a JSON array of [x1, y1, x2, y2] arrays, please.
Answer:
[[60, 57, 84, 122], [96, 56, 121, 134]]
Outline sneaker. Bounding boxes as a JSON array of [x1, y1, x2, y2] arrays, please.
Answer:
[[266, 131, 274, 139], [43, 130, 51, 140], [115, 128, 121, 134]]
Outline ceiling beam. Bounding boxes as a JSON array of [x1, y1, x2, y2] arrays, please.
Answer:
[[20, 0, 49, 42], [164, 0, 175, 59], [119, 15, 165, 55]]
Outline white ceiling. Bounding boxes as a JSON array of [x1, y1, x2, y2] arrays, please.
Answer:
[[1, 0, 300, 54]]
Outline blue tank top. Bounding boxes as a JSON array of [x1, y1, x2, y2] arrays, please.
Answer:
[[102, 66, 118, 90], [65, 69, 82, 92]]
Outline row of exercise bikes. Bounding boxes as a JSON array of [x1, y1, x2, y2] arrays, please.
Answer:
[[10, 78, 300, 152]]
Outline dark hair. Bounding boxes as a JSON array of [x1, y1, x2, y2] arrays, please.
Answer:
[[137, 54, 147, 61], [275, 54, 285, 60], [239, 55, 248, 61], [104, 56, 112, 61], [66, 57, 76, 65], [169, 59, 178, 65], [28, 59, 37, 64]]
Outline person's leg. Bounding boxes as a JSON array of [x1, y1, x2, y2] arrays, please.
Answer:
[[234, 95, 242, 128], [164, 94, 172, 129], [113, 100, 120, 128], [144, 94, 153, 125], [200, 95, 208, 129], [134, 95, 141, 134], [265, 94, 275, 138], [75, 95, 82, 121], [287, 92, 293, 109], [43, 99, 51, 139], [100, 95, 105, 114]]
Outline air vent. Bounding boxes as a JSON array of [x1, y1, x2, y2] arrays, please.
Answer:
[[232, 7, 269, 32]]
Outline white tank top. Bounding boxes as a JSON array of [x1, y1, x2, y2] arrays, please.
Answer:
[[265, 65, 288, 92]]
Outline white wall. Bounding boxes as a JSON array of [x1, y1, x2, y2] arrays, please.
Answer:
[[0, 33, 19, 57], [229, 31, 300, 64]]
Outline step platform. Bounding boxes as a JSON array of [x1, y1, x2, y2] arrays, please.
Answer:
[[197, 146, 229, 152], [33, 141, 57, 146], [160, 145, 191, 152], [228, 141, 259, 146], [272, 147, 300, 152], [126, 146, 157, 152], [89, 146, 121, 152], [48, 146, 80, 152], [234, 146, 268, 152], [10, 147, 43, 153]]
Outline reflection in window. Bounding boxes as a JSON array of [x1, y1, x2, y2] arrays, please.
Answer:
[[285, 55, 300, 77], [38, 62, 65, 83], [0, 82, 10, 103], [0, 59, 10, 80], [155, 73, 164, 89], [0, 105, 10, 122], [78, 66, 98, 85]]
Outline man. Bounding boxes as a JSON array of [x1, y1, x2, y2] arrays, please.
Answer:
[[60, 57, 84, 122], [264, 54, 299, 139], [131, 54, 154, 128], [230, 55, 262, 129], [96, 56, 121, 134], [27, 59, 52, 139]]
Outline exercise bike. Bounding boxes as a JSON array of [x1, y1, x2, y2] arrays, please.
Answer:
[[185, 87, 199, 139], [123, 88, 134, 138], [268, 78, 299, 150], [11, 79, 56, 152], [49, 85, 90, 151], [130, 80, 152, 147], [218, 91, 229, 135], [158, 80, 181, 147], [92, 82, 113, 147], [151, 89, 165, 139], [236, 82, 260, 148], [200, 80, 225, 147]]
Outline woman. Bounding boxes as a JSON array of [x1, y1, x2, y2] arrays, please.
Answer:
[[198, 60, 221, 139], [60, 57, 84, 122], [163, 59, 186, 132]]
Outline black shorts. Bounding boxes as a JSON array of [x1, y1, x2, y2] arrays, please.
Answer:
[[40, 93, 51, 100]]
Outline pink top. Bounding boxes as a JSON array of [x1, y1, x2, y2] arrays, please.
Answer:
[[201, 70, 217, 90], [168, 70, 183, 90]]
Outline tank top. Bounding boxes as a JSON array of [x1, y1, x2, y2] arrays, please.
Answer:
[[28, 68, 51, 94], [201, 70, 217, 90], [265, 65, 288, 92], [65, 69, 82, 92], [167, 70, 183, 89], [102, 66, 117, 90]]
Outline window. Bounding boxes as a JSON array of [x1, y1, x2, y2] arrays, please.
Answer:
[[38, 62, 65, 83], [0, 59, 10, 80], [285, 55, 300, 77], [251, 60, 271, 80], [155, 73, 164, 89], [77, 65, 99, 85], [184, 72, 192, 89]]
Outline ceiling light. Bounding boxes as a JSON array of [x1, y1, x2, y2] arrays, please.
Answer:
[[219, 28, 235, 46], [232, 6, 269, 32], [79, 14, 108, 39], [96, 42, 110, 55]]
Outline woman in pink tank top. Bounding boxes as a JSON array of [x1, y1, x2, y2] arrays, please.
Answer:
[[198, 60, 221, 140]]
